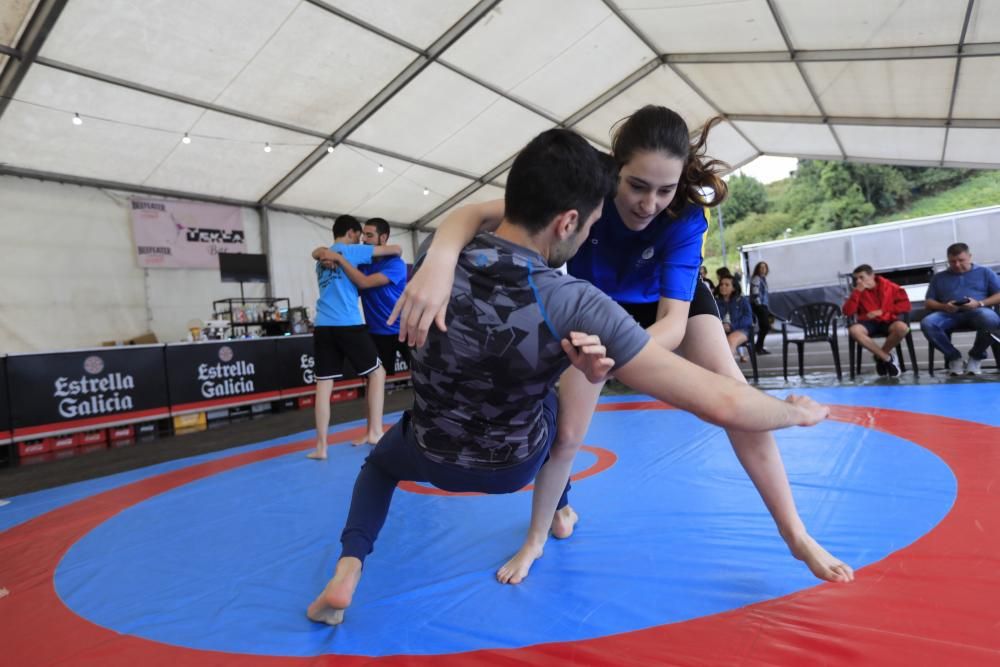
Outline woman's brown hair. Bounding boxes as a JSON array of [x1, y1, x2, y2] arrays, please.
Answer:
[[611, 105, 730, 218]]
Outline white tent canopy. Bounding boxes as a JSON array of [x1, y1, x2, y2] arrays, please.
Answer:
[[2, 0, 999, 231]]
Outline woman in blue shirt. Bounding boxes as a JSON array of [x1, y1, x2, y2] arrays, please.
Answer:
[[392, 108, 853, 588], [715, 276, 753, 358]]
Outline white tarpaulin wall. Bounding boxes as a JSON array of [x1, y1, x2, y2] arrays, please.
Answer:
[[1, 0, 999, 350]]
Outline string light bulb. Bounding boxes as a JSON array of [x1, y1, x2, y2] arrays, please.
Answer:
[[423, 187, 429, 196], [264, 142, 272, 153], [377, 163, 384, 174], [181, 133, 191, 144], [327, 144, 334, 153], [72, 113, 82, 126]]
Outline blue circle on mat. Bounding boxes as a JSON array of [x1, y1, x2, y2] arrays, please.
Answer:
[[55, 409, 955, 657]]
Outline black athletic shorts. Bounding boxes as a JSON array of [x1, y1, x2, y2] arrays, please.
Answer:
[[371, 333, 411, 375], [617, 280, 720, 329], [313, 325, 381, 380]]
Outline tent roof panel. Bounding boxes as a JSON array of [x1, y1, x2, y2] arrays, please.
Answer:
[[211, 3, 415, 132], [143, 112, 319, 200], [944, 128, 1000, 166], [616, 0, 786, 53], [704, 121, 758, 169], [348, 63, 551, 172], [0, 66, 204, 183], [573, 65, 717, 147], [676, 63, 820, 116], [425, 184, 506, 229], [835, 124, 946, 162], [951, 57, 1000, 119], [0, 0, 34, 46], [275, 145, 418, 214], [804, 59, 955, 119], [324, 0, 481, 48], [965, 1, 1000, 44], [734, 120, 841, 157], [38, 0, 301, 102], [442, 0, 654, 119], [775, 0, 966, 50], [350, 163, 473, 221]]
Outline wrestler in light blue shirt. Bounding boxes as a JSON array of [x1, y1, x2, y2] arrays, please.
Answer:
[[315, 243, 374, 326]]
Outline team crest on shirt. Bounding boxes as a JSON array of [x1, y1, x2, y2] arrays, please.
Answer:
[[641, 246, 655, 260]]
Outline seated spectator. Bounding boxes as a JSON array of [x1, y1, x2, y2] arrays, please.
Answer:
[[842, 264, 911, 377], [921, 242, 1000, 375], [715, 276, 752, 360], [715, 266, 733, 285], [699, 265, 715, 293]]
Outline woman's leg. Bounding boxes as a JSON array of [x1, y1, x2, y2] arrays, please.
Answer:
[[752, 304, 771, 351], [497, 368, 602, 584], [726, 330, 748, 356], [678, 315, 853, 583]]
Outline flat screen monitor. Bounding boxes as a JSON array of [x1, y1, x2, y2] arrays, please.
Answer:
[[219, 253, 269, 283]]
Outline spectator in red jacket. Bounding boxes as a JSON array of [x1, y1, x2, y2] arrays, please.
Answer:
[[843, 264, 912, 376]]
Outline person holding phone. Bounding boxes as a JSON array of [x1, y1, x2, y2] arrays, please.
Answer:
[[921, 242, 1000, 375]]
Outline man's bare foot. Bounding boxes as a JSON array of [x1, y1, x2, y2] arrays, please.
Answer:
[[352, 431, 384, 447], [496, 542, 544, 585], [307, 444, 327, 460], [550, 505, 578, 539], [307, 557, 363, 626], [785, 532, 854, 583]]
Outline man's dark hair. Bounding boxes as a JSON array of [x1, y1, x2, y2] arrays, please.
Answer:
[[504, 129, 618, 234], [332, 215, 362, 238], [946, 242, 969, 257], [365, 217, 391, 241], [852, 264, 874, 276]]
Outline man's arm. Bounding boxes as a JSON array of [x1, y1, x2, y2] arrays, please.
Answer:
[[335, 258, 391, 290], [615, 340, 828, 431], [371, 244, 403, 258], [842, 288, 862, 318], [890, 282, 911, 314], [312, 246, 335, 262]]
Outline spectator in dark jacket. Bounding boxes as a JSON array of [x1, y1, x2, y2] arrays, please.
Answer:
[[715, 276, 753, 359]]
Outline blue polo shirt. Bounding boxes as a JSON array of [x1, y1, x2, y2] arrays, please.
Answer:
[[314, 243, 374, 326], [926, 264, 1000, 303], [567, 198, 707, 304], [360, 255, 407, 335]]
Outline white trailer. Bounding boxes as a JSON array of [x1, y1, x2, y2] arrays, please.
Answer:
[[739, 205, 1000, 317]]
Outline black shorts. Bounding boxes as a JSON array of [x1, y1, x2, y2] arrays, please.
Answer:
[[617, 280, 720, 328], [371, 333, 411, 375], [856, 320, 894, 337], [313, 325, 381, 380]]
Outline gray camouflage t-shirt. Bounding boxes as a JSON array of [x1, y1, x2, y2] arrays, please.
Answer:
[[410, 233, 649, 469]]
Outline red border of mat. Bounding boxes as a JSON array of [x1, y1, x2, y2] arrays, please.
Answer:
[[1, 403, 998, 665]]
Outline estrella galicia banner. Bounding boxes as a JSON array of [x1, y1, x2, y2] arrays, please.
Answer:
[[6, 346, 170, 439], [276, 335, 316, 397], [166, 339, 280, 414], [0, 357, 12, 443]]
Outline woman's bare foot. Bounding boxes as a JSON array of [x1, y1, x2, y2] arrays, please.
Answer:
[[307, 557, 363, 626], [785, 531, 854, 583], [307, 443, 327, 460], [550, 505, 578, 539], [496, 541, 544, 585], [352, 430, 384, 447]]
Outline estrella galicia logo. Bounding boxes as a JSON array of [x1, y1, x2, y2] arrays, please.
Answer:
[[83, 355, 105, 375], [641, 246, 655, 260]]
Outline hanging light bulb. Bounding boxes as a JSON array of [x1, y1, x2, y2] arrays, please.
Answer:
[[181, 133, 191, 144], [423, 187, 430, 196], [377, 163, 384, 174], [72, 113, 82, 126], [264, 142, 272, 153], [326, 144, 334, 153]]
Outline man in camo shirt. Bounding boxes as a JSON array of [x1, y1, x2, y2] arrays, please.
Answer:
[[307, 129, 832, 626]]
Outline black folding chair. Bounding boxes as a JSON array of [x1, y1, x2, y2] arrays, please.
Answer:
[[781, 302, 844, 380]]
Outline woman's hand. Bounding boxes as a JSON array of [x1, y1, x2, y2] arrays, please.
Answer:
[[388, 259, 454, 347]]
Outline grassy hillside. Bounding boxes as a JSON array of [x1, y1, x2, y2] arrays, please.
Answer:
[[871, 170, 1000, 223]]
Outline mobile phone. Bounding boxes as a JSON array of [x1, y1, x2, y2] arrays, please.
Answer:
[[952, 297, 971, 306]]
